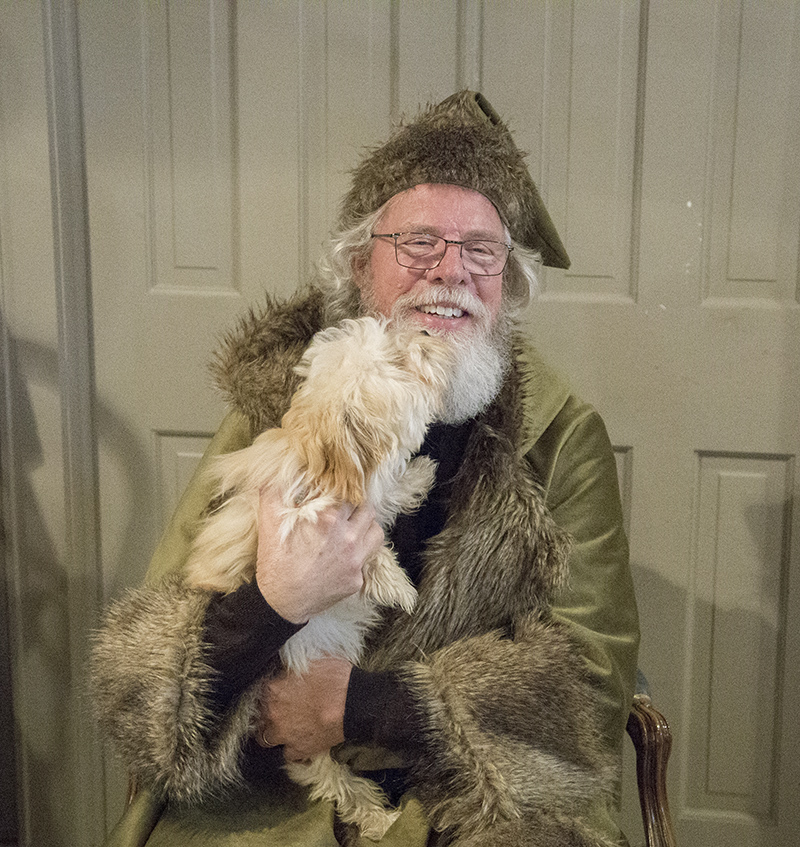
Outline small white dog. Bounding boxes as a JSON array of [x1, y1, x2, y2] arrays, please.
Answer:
[[184, 316, 452, 839]]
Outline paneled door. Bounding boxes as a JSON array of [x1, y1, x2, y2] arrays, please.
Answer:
[[78, 2, 799, 845], [506, 3, 800, 845]]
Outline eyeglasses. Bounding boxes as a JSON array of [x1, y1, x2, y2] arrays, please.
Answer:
[[371, 232, 512, 276]]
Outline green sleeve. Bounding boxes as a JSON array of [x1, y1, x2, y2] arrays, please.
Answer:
[[145, 410, 252, 585], [529, 396, 640, 753]]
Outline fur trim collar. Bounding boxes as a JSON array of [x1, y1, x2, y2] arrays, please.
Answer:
[[210, 287, 328, 436]]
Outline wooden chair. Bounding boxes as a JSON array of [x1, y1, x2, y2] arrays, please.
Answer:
[[626, 673, 677, 847]]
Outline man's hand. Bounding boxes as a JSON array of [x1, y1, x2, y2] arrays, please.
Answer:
[[257, 657, 352, 762], [255, 486, 384, 624]]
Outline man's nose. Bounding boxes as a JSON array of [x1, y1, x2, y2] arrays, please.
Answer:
[[430, 242, 469, 284]]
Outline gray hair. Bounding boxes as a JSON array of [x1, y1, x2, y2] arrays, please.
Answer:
[[315, 197, 542, 321]]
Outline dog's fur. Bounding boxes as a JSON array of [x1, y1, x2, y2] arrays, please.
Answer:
[[183, 316, 452, 839]]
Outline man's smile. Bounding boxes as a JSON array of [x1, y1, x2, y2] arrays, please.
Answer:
[[416, 304, 466, 319]]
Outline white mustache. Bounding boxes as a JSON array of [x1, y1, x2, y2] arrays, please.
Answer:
[[392, 286, 490, 322]]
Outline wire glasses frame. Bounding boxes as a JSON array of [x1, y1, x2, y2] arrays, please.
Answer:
[[371, 232, 513, 276]]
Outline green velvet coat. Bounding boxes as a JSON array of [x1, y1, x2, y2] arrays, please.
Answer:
[[93, 290, 639, 847]]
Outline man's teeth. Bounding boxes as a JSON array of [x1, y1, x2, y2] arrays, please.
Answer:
[[418, 304, 464, 318]]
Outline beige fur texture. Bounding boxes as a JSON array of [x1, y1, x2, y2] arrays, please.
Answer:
[[183, 316, 452, 839]]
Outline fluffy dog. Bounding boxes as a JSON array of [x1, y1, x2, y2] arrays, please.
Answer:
[[183, 316, 452, 839]]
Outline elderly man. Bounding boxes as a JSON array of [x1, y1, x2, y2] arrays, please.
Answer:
[[92, 92, 639, 847]]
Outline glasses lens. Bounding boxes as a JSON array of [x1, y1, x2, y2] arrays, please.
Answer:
[[394, 233, 508, 275], [462, 241, 508, 275], [394, 234, 443, 268]]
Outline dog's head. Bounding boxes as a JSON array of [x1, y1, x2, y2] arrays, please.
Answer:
[[283, 317, 452, 504]]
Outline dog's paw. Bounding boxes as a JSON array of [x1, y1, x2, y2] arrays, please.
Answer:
[[396, 455, 437, 512], [288, 752, 400, 842], [391, 578, 418, 615], [363, 547, 418, 613], [355, 805, 402, 841]]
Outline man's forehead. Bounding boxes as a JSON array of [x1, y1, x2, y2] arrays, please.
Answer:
[[379, 183, 506, 235]]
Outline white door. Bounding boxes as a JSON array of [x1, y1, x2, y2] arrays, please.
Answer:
[[78, 2, 800, 844], [510, 3, 800, 845]]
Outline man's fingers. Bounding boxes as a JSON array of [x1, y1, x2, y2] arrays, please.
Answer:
[[349, 502, 378, 525]]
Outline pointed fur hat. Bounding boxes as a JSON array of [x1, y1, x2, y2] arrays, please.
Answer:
[[339, 90, 569, 269]]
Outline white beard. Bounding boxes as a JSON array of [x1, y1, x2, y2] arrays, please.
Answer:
[[362, 283, 512, 424], [433, 326, 509, 424]]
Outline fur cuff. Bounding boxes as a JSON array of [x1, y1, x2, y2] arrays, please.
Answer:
[[401, 613, 616, 844], [90, 578, 258, 804]]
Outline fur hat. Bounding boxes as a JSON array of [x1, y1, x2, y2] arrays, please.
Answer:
[[339, 90, 570, 269]]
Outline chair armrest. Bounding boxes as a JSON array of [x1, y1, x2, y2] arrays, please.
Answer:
[[626, 693, 677, 847]]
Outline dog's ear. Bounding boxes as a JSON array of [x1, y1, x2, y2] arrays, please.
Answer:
[[283, 398, 390, 505]]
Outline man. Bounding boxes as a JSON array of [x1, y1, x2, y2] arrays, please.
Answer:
[[256, 182, 513, 760], [92, 92, 639, 847]]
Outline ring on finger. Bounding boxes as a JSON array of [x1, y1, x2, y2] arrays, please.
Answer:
[[260, 729, 279, 749]]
